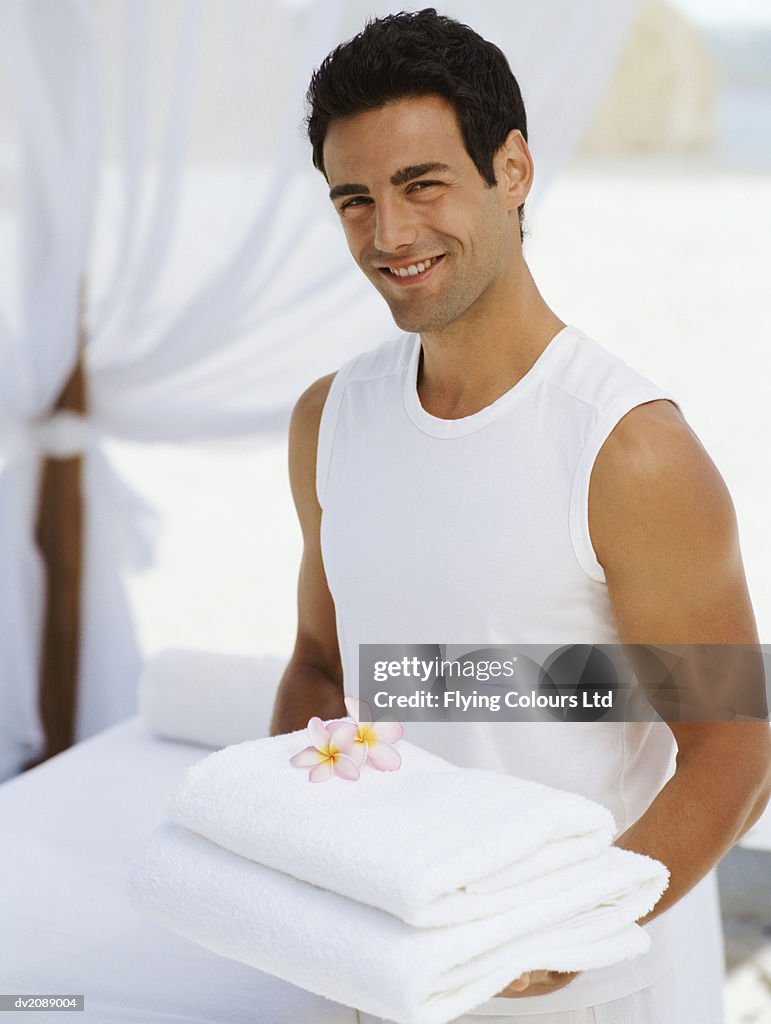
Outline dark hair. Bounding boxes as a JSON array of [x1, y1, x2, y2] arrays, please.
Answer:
[[306, 8, 528, 239]]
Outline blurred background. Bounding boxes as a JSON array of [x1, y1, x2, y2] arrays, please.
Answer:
[[0, 1, 769, 1018]]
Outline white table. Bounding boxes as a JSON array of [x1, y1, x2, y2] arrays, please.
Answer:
[[0, 717, 355, 1023]]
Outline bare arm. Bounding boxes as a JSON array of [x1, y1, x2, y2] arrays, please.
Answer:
[[500, 401, 771, 1000], [269, 373, 347, 735], [590, 400, 771, 921]]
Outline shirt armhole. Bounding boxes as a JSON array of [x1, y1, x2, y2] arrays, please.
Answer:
[[315, 356, 360, 510], [569, 389, 682, 583]]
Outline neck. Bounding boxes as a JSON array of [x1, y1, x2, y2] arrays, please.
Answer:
[[417, 257, 565, 420]]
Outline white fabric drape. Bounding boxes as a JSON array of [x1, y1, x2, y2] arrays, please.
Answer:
[[0, 0, 640, 781], [0, 0, 99, 779]]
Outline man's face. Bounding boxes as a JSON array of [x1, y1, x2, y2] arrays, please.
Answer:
[[323, 95, 518, 334]]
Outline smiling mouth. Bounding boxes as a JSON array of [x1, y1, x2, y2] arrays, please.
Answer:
[[377, 254, 445, 282]]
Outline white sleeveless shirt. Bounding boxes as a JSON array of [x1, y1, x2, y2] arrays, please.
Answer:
[[316, 325, 682, 1014]]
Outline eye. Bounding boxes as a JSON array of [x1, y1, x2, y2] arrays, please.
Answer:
[[340, 196, 372, 211], [407, 180, 441, 193]]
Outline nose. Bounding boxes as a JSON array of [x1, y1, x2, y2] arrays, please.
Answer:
[[373, 198, 418, 254]]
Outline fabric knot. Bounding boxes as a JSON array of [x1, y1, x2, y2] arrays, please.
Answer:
[[32, 411, 94, 458]]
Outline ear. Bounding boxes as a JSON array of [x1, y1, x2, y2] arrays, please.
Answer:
[[496, 129, 533, 211]]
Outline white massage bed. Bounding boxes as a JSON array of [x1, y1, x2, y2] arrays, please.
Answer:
[[0, 703, 741, 1024], [0, 717, 356, 1024]]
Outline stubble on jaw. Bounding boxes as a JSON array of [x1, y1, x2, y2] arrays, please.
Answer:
[[376, 271, 460, 334], [375, 273, 476, 334], [364, 241, 477, 334], [386, 285, 469, 334]]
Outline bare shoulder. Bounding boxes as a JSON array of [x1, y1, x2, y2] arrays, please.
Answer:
[[594, 399, 704, 472], [588, 399, 757, 642], [590, 399, 738, 570], [289, 373, 337, 446]]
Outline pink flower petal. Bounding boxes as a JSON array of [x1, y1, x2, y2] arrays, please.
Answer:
[[325, 717, 349, 730], [372, 720, 404, 744], [309, 760, 333, 783], [329, 721, 357, 752], [307, 716, 330, 751], [344, 696, 365, 724], [366, 741, 402, 772], [290, 746, 326, 767], [332, 753, 360, 781], [350, 741, 368, 768]]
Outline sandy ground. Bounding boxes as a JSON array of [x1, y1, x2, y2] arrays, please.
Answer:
[[106, 154, 771, 1022]]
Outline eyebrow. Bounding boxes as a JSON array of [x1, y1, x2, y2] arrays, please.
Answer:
[[390, 162, 450, 186], [328, 182, 369, 201], [328, 162, 451, 202]]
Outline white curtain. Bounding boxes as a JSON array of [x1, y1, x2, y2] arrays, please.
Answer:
[[0, 0, 640, 781]]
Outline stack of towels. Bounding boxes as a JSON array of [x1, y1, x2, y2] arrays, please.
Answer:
[[128, 726, 668, 1024]]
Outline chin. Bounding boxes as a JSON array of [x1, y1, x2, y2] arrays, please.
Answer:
[[391, 313, 435, 333], [384, 281, 474, 333], [382, 295, 440, 332], [390, 311, 425, 332], [389, 305, 456, 334]]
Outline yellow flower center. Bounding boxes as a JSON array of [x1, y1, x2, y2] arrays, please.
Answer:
[[356, 724, 376, 746]]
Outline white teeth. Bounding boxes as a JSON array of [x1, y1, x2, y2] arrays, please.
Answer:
[[388, 257, 438, 278]]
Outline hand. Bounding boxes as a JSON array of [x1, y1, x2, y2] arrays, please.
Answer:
[[497, 970, 580, 998]]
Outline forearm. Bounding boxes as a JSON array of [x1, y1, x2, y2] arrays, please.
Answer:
[[615, 726, 771, 922], [269, 658, 346, 735]]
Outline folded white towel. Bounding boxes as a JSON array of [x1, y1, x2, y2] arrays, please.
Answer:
[[168, 729, 636, 927], [128, 823, 663, 1024], [139, 649, 285, 749]]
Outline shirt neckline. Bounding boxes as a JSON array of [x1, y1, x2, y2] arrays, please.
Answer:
[[403, 325, 576, 438]]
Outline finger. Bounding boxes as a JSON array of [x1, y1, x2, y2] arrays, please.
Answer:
[[508, 972, 531, 992]]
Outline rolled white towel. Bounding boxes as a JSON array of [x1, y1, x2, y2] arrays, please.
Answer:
[[167, 729, 660, 927], [139, 649, 285, 748], [128, 823, 664, 1024]]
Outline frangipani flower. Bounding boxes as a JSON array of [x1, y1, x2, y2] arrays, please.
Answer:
[[345, 697, 404, 772], [289, 717, 366, 783]]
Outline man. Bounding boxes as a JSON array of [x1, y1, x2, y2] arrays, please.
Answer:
[[270, 9, 770, 1021]]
